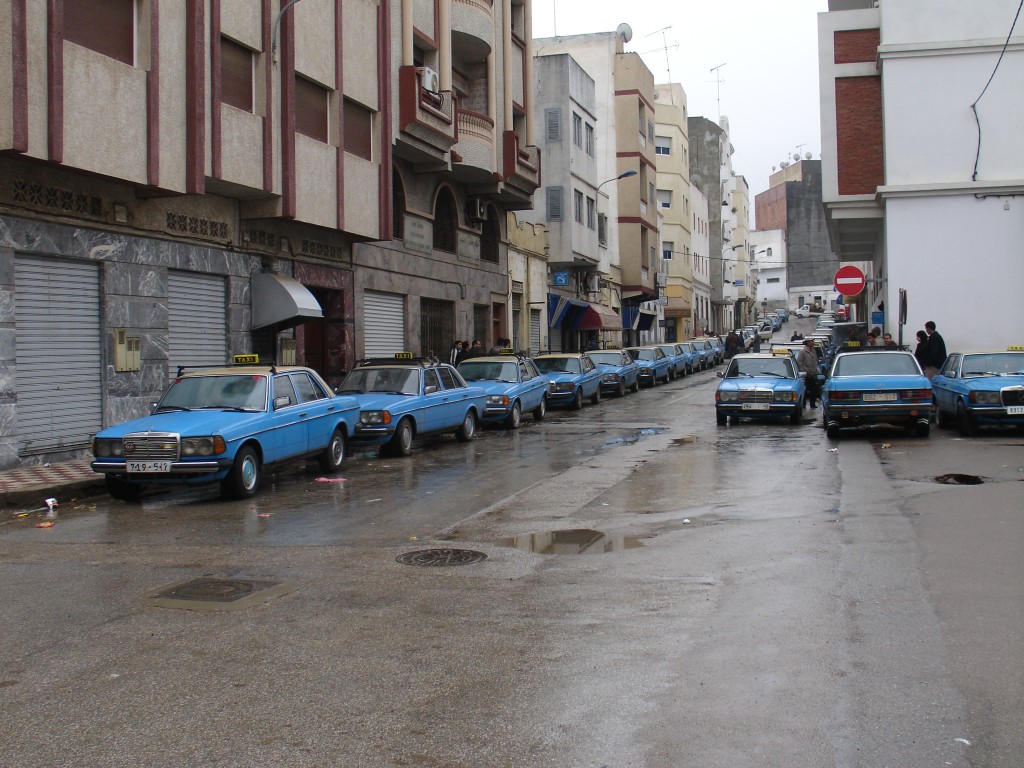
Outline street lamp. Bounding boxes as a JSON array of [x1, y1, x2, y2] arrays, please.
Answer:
[[596, 169, 637, 194]]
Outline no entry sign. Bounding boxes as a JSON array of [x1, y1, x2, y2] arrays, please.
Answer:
[[834, 265, 866, 296]]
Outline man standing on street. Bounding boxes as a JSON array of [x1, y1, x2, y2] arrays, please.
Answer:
[[796, 338, 820, 408], [922, 320, 946, 378]]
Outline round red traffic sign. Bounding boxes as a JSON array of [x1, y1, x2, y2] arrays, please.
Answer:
[[834, 265, 866, 296]]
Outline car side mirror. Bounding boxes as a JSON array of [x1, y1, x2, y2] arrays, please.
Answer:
[[273, 395, 291, 409], [424, 385, 438, 395], [716, 371, 724, 378]]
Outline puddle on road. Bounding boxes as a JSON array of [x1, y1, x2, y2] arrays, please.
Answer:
[[933, 473, 985, 485], [501, 528, 644, 555], [603, 427, 667, 447]]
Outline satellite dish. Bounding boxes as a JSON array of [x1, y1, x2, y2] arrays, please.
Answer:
[[616, 23, 633, 43], [793, 153, 801, 162], [805, 152, 812, 160]]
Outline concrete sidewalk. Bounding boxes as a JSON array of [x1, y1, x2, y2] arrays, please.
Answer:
[[0, 459, 105, 508]]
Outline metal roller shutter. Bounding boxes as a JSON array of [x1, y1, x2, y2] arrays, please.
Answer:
[[530, 309, 541, 356], [363, 291, 405, 356], [14, 256, 102, 453], [169, 272, 227, 372]]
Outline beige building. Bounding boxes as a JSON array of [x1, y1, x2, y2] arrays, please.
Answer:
[[0, 0, 538, 470], [653, 83, 693, 341]]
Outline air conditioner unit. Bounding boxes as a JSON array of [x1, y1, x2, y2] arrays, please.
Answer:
[[468, 198, 487, 222], [417, 66, 440, 94], [655, 272, 666, 287], [587, 274, 601, 293]]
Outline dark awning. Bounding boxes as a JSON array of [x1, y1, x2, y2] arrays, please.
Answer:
[[575, 302, 623, 331], [548, 294, 588, 328], [251, 273, 323, 329], [637, 310, 657, 331]]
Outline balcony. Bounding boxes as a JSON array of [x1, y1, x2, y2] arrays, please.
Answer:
[[396, 66, 457, 168], [451, 0, 494, 63], [450, 109, 495, 184], [499, 130, 540, 209]]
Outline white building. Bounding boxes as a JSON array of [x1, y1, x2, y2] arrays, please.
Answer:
[[818, 0, 1024, 350], [750, 229, 788, 313]]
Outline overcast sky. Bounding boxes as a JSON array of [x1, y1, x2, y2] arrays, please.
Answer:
[[531, 0, 830, 198]]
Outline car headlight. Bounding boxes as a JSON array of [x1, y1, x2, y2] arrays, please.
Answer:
[[773, 392, 799, 402], [92, 438, 123, 458], [360, 410, 393, 425], [550, 382, 572, 393], [486, 395, 509, 407], [602, 373, 620, 383], [181, 436, 225, 456], [968, 391, 1001, 405], [716, 391, 738, 402]]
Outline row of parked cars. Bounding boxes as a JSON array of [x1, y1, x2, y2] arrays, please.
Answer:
[[90, 339, 728, 500]]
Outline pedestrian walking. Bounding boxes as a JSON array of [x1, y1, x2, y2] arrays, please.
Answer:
[[921, 320, 946, 378], [449, 340, 463, 365], [796, 338, 820, 409], [913, 330, 929, 369]]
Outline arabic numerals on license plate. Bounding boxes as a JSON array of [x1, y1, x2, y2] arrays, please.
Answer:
[[127, 460, 172, 473]]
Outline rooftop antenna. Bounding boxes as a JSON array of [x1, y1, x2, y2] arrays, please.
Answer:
[[646, 26, 675, 95], [709, 63, 726, 121]]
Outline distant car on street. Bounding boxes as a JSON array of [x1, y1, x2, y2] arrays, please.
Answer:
[[931, 349, 1024, 435], [533, 352, 603, 409], [715, 352, 806, 425], [457, 352, 549, 428], [623, 346, 673, 387], [587, 349, 641, 397]]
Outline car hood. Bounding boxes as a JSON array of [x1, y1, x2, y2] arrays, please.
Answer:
[[944, 374, 1024, 390], [826, 374, 931, 389], [545, 372, 584, 384], [718, 377, 800, 391], [465, 380, 520, 396], [96, 408, 270, 438]]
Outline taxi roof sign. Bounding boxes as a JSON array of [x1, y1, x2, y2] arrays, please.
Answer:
[[233, 354, 260, 365], [394, 352, 414, 359], [1008, 345, 1024, 351]]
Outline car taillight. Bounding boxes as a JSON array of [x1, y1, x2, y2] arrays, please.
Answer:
[[830, 390, 861, 401], [901, 389, 932, 400]]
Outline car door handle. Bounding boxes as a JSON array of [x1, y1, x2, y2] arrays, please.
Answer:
[[299, 412, 308, 418], [326, 405, 335, 412]]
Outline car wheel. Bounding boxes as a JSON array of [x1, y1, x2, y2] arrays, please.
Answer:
[[317, 428, 347, 473], [914, 420, 931, 438], [533, 397, 547, 421], [716, 411, 727, 426], [936, 400, 952, 428], [505, 401, 522, 430], [617, 381, 626, 398], [668, 368, 676, 382], [105, 475, 143, 502], [590, 387, 601, 405], [388, 418, 415, 456], [455, 410, 477, 442], [572, 388, 584, 410], [789, 405, 802, 424], [825, 414, 840, 440], [630, 379, 640, 393], [956, 402, 977, 436], [222, 445, 261, 499]]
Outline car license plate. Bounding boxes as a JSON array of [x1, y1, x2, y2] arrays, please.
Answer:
[[863, 393, 897, 402], [1008, 406, 1024, 415], [742, 403, 770, 410], [127, 460, 171, 473]]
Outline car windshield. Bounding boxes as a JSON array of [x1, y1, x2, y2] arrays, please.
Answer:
[[833, 353, 920, 377], [626, 349, 655, 361], [157, 374, 268, 411], [338, 367, 420, 395], [458, 360, 518, 382], [726, 358, 795, 378], [535, 357, 581, 374], [588, 352, 626, 365], [961, 353, 1024, 376]]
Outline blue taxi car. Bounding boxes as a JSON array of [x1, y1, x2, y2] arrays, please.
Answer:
[[676, 341, 701, 374], [931, 349, 1024, 435], [690, 339, 716, 370], [91, 359, 361, 500], [655, 344, 688, 380], [586, 349, 641, 397], [715, 353, 805, 425], [624, 346, 673, 387], [456, 352, 549, 428], [337, 356, 487, 456], [821, 350, 933, 439], [533, 352, 603, 409]]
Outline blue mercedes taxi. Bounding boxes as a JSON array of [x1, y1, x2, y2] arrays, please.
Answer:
[[655, 344, 689, 380], [586, 348, 641, 397], [456, 351, 549, 428], [533, 352, 603, 409], [623, 346, 673, 387], [931, 347, 1024, 435], [337, 355, 487, 456], [715, 352, 805, 425], [91, 356, 361, 500], [821, 350, 933, 439], [689, 339, 716, 370], [675, 341, 701, 374]]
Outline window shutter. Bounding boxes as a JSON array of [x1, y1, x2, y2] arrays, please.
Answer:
[[295, 76, 329, 143], [220, 38, 254, 112], [344, 99, 373, 160], [546, 187, 563, 221], [545, 109, 561, 142]]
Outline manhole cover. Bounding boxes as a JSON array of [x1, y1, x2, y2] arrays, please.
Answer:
[[144, 577, 297, 611], [396, 548, 488, 567], [934, 473, 984, 485]]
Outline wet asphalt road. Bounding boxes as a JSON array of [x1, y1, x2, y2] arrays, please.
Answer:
[[2, 324, 1022, 767]]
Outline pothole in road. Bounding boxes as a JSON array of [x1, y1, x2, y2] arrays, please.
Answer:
[[933, 473, 985, 485], [144, 577, 297, 611], [603, 427, 667, 446], [501, 528, 644, 554]]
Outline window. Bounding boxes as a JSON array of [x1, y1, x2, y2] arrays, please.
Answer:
[[767, 277, 781, 284], [662, 241, 674, 260], [295, 76, 330, 143], [574, 189, 584, 223], [598, 213, 607, 245], [572, 113, 582, 148], [657, 189, 672, 209], [433, 187, 458, 252], [648, 121, 655, 142], [220, 37, 254, 112], [545, 109, 561, 142], [586, 197, 596, 229], [648, 182, 655, 203], [546, 187, 563, 221], [655, 136, 671, 155], [344, 99, 373, 160], [64, 0, 135, 65], [585, 124, 595, 156]]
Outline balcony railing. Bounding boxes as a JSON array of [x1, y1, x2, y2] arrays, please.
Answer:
[[398, 66, 457, 157], [502, 130, 540, 194]]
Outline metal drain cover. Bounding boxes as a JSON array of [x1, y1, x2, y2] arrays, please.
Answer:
[[396, 548, 488, 567], [144, 577, 297, 611]]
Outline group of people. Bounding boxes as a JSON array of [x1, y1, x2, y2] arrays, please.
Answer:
[[914, 321, 946, 378], [448, 338, 512, 365]]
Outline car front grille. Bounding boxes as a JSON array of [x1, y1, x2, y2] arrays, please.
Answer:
[[738, 388, 773, 403], [1001, 387, 1024, 407], [123, 432, 180, 460]]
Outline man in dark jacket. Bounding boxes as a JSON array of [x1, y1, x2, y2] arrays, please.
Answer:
[[922, 320, 946, 378]]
